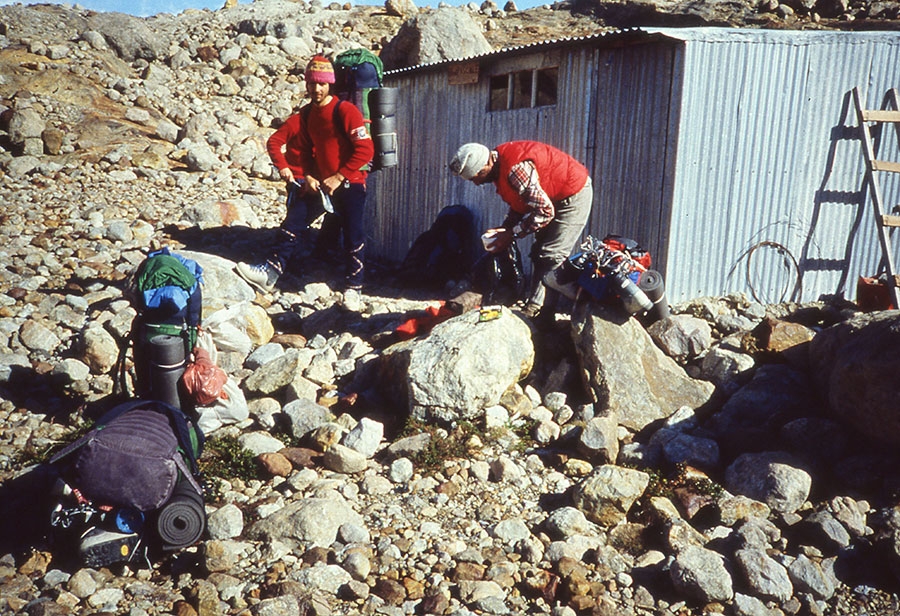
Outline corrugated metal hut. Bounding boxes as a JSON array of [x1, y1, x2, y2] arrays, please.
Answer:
[[366, 27, 900, 304]]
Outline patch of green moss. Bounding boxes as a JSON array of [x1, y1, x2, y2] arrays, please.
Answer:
[[506, 417, 538, 454], [400, 418, 482, 474], [644, 462, 723, 499], [400, 414, 540, 473], [199, 435, 259, 484]]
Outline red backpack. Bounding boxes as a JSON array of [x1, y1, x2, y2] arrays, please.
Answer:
[[600, 234, 652, 270]]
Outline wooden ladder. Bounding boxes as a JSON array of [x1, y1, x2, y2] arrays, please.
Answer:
[[852, 86, 900, 308]]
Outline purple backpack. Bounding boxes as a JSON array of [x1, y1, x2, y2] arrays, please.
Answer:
[[51, 400, 203, 512]]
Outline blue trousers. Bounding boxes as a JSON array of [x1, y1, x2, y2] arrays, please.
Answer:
[[269, 182, 367, 288]]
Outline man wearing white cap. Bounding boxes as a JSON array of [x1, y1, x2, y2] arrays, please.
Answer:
[[449, 140, 593, 324]]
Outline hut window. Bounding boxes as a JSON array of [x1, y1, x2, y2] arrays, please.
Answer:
[[489, 74, 509, 111], [489, 67, 558, 111]]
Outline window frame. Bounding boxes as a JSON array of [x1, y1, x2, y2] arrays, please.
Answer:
[[489, 66, 559, 112]]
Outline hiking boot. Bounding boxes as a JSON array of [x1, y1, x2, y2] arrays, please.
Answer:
[[521, 302, 543, 319], [79, 527, 140, 568], [236, 262, 279, 293]]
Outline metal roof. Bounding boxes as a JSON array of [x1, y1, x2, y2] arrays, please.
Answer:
[[385, 26, 900, 79], [383, 27, 656, 77]]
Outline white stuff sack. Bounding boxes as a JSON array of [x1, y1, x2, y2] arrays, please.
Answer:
[[202, 303, 253, 356], [195, 377, 249, 434]]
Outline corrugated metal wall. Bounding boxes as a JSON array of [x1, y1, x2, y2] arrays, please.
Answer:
[[586, 40, 679, 278], [368, 44, 608, 270], [370, 28, 900, 305], [662, 28, 900, 304], [370, 33, 681, 282]]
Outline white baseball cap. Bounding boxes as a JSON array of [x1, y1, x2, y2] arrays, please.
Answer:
[[449, 143, 490, 180]]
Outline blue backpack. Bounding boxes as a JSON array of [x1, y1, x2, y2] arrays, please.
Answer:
[[132, 247, 203, 349]]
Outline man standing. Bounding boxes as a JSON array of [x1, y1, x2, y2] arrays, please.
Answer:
[[237, 55, 374, 294], [449, 141, 593, 323]]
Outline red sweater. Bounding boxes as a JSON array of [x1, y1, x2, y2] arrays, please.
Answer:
[[299, 96, 374, 184], [266, 113, 306, 179], [494, 141, 589, 215]]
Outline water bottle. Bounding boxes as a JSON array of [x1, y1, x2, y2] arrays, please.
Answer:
[[114, 508, 145, 534], [610, 269, 654, 314]]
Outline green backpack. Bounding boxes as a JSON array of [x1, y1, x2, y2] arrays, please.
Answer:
[[333, 48, 384, 133]]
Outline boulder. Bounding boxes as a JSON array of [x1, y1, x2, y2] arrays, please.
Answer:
[[178, 251, 257, 307], [570, 301, 714, 432], [733, 547, 793, 603], [571, 0, 760, 27], [724, 451, 811, 514], [706, 364, 817, 457], [246, 497, 364, 547], [386, 0, 419, 18], [669, 545, 734, 603], [809, 310, 900, 445], [572, 464, 650, 527], [87, 12, 165, 61], [647, 314, 712, 362], [7, 108, 45, 149], [380, 7, 493, 69], [182, 198, 261, 230], [368, 307, 533, 424]]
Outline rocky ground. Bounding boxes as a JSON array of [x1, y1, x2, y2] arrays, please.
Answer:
[[3, 1, 900, 616]]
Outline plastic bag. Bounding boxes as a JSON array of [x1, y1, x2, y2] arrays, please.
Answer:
[[194, 329, 218, 365], [195, 378, 249, 435], [202, 303, 253, 355], [182, 347, 228, 407]]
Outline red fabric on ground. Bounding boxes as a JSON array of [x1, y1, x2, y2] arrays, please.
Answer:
[[394, 303, 455, 340]]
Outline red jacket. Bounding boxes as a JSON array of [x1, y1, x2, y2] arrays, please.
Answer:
[[267, 113, 306, 179], [494, 141, 589, 214], [299, 96, 374, 184]]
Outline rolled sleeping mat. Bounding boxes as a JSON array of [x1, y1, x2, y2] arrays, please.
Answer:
[[372, 114, 396, 135], [369, 87, 398, 117], [149, 334, 186, 410], [155, 480, 205, 550], [638, 269, 669, 323]]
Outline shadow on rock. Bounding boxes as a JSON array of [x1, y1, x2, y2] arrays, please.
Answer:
[[0, 463, 58, 559], [0, 365, 86, 423], [163, 224, 280, 265]]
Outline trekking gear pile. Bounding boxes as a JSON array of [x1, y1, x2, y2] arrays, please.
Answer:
[[49, 399, 206, 568], [118, 247, 203, 409], [545, 234, 669, 323], [333, 48, 397, 169]]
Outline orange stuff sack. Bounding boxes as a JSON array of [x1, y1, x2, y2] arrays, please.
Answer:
[[181, 347, 228, 406]]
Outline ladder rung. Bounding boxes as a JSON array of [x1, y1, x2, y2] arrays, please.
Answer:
[[862, 109, 900, 122], [882, 214, 900, 227], [815, 189, 863, 204], [872, 160, 900, 173], [801, 258, 847, 270]]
